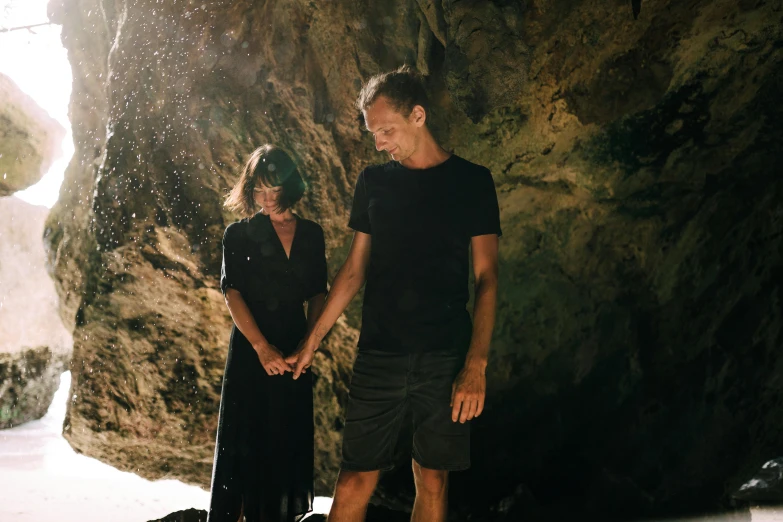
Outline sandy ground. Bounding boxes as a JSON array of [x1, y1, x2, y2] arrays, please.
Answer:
[[752, 508, 783, 521], [0, 372, 331, 522], [2, 372, 777, 522]]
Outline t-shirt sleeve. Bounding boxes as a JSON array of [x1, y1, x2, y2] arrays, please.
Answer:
[[466, 167, 502, 238], [347, 169, 371, 234], [220, 223, 246, 295], [306, 224, 328, 300]]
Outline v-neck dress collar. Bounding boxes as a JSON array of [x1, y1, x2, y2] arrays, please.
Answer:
[[248, 212, 299, 261]]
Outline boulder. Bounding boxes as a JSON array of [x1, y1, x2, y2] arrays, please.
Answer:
[[0, 74, 64, 196]]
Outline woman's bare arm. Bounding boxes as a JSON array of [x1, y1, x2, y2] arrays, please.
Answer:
[[224, 289, 267, 346], [224, 289, 292, 375]]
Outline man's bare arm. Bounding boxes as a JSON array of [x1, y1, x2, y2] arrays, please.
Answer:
[[451, 233, 499, 422], [465, 234, 499, 370], [288, 231, 372, 378], [306, 293, 326, 332]]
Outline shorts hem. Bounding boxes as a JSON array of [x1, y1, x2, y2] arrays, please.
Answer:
[[412, 451, 470, 471], [340, 461, 395, 472]]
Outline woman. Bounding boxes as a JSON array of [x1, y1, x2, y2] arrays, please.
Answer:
[[208, 145, 327, 522]]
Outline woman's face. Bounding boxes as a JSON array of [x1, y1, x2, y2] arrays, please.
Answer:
[[254, 183, 284, 215]]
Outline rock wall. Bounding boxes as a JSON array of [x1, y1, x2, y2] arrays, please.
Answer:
[[0, 74, 64, 196], [0, 346, 67, 429], [47, 0, 783, 519], [0, 197, 72, 427]]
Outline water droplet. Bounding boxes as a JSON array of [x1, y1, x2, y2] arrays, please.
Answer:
[[221, 31, 237, 47], [174, 77, 189, 94]]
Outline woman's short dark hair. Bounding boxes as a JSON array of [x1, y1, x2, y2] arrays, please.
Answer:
[[224, 145, 305, 217], [355, 64, 429, 117]]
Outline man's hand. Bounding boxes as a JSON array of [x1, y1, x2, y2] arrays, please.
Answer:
[[450, 364, 487, 423], [285, 338, 317, 380]]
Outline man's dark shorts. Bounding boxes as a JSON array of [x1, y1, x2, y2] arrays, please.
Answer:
[[340, 349, 470, 472]]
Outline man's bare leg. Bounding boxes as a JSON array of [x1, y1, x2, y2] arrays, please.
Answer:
[[327, 470, 380, 522], [411, 461, 448, 522]]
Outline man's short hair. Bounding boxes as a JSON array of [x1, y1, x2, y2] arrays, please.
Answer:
[[355, 65, 429, 117]]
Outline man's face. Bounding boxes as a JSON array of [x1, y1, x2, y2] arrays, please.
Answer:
[[363, 96, 423, 162]]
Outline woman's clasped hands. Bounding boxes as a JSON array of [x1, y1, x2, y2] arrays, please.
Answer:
[[252, 341, 296, 376]]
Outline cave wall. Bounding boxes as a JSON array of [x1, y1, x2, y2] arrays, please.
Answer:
[[46, 0, 783, 518]]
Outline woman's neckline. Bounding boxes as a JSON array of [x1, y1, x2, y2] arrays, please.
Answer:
[[260, 212, 298, 260], [254, 210, 299, 223]]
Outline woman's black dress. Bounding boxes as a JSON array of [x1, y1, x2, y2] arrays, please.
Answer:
[[208, 212, 327, 522]]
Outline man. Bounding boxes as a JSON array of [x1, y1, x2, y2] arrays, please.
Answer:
[[287, 65, 501, 522]]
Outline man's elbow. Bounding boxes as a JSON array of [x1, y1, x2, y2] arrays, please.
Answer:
[[342, 257, 367, 289], [224, 288, 241, 304], [475, 269, 499, 293]]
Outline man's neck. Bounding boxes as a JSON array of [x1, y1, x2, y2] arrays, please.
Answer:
[[399, 131, 451, 170]]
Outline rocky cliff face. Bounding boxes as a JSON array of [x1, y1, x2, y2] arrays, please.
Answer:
[[47, 0, 783, 519], [0, 197, 72, 428], [0, 74, 64, 196]]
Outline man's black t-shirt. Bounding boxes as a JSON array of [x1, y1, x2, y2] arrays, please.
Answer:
[[348, 155, 502, 353]]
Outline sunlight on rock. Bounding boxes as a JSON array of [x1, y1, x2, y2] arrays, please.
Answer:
[[0, 0, 72, 207]]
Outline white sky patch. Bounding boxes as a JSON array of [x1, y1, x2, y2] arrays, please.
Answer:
[[0, 0, 73, 208]]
